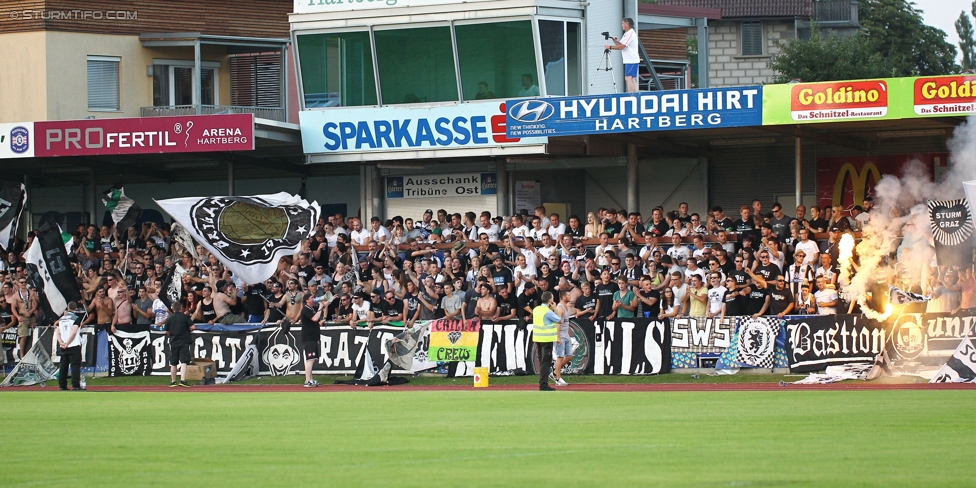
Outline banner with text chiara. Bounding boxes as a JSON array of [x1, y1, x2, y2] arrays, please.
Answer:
[[505, 86, 762, 137]]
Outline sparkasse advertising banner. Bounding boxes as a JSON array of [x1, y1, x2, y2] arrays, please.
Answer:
[[504, 86, 762, 137], [0, 122, 34, 159], [299, 101, 546, 155], [386, 173, 497, 199], [34, 114, 254, 157]]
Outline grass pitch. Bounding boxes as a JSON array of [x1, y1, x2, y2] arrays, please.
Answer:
[[1, 390, 972, 487]]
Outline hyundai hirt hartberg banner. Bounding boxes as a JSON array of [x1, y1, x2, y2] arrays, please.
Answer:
[[505, 86, 762, 137], [300, 101, 546, 154]]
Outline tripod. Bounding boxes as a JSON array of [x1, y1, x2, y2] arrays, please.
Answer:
[[589, 47, 618, 93]]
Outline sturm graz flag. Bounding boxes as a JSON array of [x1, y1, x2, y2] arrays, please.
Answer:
[[928, 198, 976, 268], [0, 182, 26, 252], [156, 192, 320, 284]]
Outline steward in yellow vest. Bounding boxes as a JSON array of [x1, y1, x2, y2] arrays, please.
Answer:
[[532, 292, 560, 390]]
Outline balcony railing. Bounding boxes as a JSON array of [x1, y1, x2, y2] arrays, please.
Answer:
[[141, 105, 287, 122], [812, 0, 857, 24]]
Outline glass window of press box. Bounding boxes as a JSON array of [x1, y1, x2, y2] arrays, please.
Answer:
[[296, 19, 581, 107]]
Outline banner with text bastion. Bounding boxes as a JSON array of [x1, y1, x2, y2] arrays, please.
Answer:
[[763, 75, 976, 125]]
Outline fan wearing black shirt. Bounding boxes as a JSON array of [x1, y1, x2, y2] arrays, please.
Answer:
[[490, 255, 514, 294], [745, 280, 771, 318], [721, 277, 747, 318], [710, 206, 736, 234], [566, 215, 585, 238], [633, 278, 660, 318], [243, 282, 269, 324], [517, 282, 541, 321], [300, 295, 327, 388], [164, 301, 195, 387], [494, 286, 519, 320], [594, 271, 617, 319], [378, 291, 405, 326], [754, 252, 781, 283], [768, 276, 795, 318], [574, 281, 599, 321]]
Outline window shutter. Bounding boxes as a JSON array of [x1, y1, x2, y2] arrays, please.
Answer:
[[230, 54, 281, 107], [740, 22, 763, 56], [87, 57, 120, 110]]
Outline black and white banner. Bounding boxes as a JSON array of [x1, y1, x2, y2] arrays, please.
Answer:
[[735, 317, 780, 368], [25, 224, 83, 323], [32, 326, 96, 367], [928, 198, 976, 268], [591, 319, 671, 375], [0, 182, 25, 252], [930, 337, 976, 383], [786, 315, 887, 373], [156, 192, 321, 284], [108, 329, 153, 376], [670, 317, 734, 353]]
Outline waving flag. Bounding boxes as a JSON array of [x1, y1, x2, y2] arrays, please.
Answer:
[[156, 192, 320, 284], [25, 224, 83, 322], [102, 185, 142, 230], [0, 182, 26, 252]]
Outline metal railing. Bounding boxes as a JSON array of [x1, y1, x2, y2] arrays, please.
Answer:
[[813, 0, 856, 23], [141, 105, 287, 122]]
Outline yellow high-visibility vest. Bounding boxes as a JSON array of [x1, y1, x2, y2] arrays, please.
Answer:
[[532, 305, 558, 343]]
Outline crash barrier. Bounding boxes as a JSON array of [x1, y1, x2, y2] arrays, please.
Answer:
[[4, 311, 973, 381]]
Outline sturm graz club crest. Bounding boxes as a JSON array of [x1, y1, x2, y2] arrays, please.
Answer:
[[190, 196, 316, 265], [928, 199, 974, 246]]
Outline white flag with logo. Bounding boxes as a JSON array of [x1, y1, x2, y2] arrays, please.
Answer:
[[155, 192, 320, 284]]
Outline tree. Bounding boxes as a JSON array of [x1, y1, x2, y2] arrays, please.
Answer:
[[770, 0, 958, 81], [857, 0, 957, 76], [769, 30, 891, 83], [957, 11, 975, 70]]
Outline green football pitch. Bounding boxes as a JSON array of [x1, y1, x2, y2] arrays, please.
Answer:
[[1, 390, 972, 487]]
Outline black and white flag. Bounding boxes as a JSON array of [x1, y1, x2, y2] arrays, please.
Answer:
[[101, 185, 142, 231], [108, 329, 153, 376], [159, 263, 187, 311], [25, 224, 83, 322], [928, 198, 976, 268], [0, 338, 58, 387], [930, 337, 976, 383], [735, 317, 780, 368], [888, 285, 930, 305], [0, 182, 26, 252], [156, 192, 320, 284]]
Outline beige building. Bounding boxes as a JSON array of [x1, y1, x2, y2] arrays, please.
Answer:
[[658, 0, 860, 87]]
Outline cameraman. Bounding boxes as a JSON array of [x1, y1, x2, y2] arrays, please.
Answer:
[[605, 18, 639, 92]]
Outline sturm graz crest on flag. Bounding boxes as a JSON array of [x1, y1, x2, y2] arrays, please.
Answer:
[[928, 199, 974, 246], [190, 196, 316, 265], [735, 317, 780, 368]]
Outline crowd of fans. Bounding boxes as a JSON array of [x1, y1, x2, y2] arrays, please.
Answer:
[[2, 195, 974, 361]]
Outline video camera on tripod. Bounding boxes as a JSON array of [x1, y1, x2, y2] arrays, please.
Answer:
[[592, 31, 618, 92]]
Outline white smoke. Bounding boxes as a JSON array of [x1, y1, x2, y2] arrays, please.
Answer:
[[842, 116, 976, 313]]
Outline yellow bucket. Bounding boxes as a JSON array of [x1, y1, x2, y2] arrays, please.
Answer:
[[473, 367, 489, 388]]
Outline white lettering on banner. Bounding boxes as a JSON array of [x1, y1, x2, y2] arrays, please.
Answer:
[[319, 335, 332, 367], [210, 336, 225, 369], [644, 321, 665, 373], [619, 321, 634, 374], [335, 333, 351, 368], [321, 117, 490, 151], [353, 335, 369, 367], [670, 317, 733, 349], [152, 336, 167, 369], [788, 321, 886, 363], [46, 128, 177, 150], [559, 90, 757, 118]]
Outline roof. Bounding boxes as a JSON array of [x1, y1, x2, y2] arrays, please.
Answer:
[[655, 0, 812, 19], [638, 3, 723, 20]]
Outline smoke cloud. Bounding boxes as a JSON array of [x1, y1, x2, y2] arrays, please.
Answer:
[[841, 117, 976, 314]]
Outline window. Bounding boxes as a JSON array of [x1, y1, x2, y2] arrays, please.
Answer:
[[87, 56, 120, 111], [297, 32, 377, 108], [230, 54, 282, 108], [537, 20, 582, 96], [740, 22, 763, 56], [455, 20, 538, 100], [152, 61, 218, 107], [374, 26, 458, 104]]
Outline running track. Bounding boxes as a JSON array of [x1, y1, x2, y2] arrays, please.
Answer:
[[6, 382, 974, 393]]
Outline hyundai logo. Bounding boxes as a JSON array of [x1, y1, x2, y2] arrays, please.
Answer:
[[509, 100, 555, 123]]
